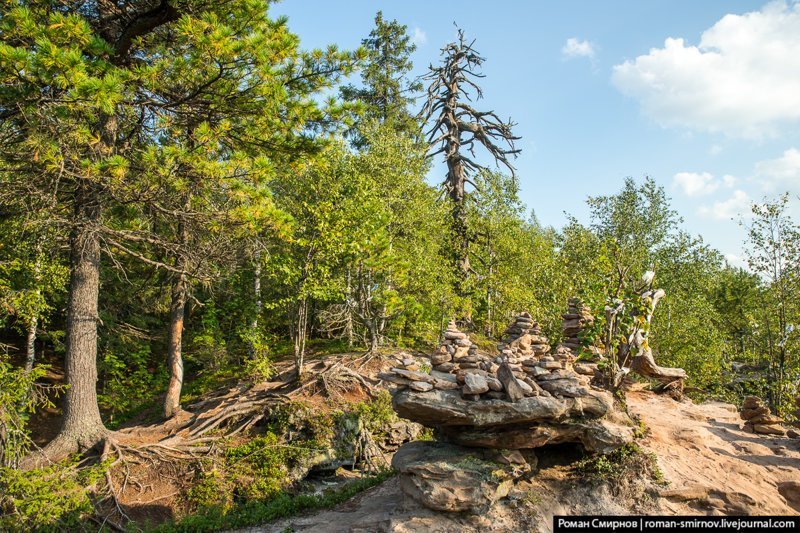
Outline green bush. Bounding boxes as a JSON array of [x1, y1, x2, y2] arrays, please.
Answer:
[[0, 458, 107, 532]]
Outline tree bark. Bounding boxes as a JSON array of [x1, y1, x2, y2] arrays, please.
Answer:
[[163, 270, 187, 419], [248, 248, 262, 359], [24, 316, 38, 374], [31, 193, 108, 465], [629, 288, 687, 387], [164, 204, 189, 418], [293, 298, 308, 380], [24, 246, 43, 374]]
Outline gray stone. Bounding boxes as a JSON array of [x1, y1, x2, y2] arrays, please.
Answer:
[[392, 368, 435, 383], [463, 373, 490, 395], [409, 381, 434, 392]]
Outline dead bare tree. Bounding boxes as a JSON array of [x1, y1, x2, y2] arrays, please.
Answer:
[[422, 28, 520, 292]]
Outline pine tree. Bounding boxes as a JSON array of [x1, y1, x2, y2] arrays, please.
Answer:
[[342, 11, 422, 147]]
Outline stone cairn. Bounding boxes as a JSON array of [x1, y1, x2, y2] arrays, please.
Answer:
[[379, 313, 638, 513], [740, 396, 785, 436], [384, 313, 636, 514], [553, 298, 603, 378]]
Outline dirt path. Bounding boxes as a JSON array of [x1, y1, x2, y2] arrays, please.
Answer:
[[627, 386, 800, 515]]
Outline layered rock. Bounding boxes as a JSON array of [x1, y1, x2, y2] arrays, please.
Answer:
[[393, 386, 635, 454], [388, 313, 636, 516], [740, 396, 785, 436], [391, 441, 518, 514]]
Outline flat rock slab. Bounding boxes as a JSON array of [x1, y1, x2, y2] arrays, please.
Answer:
[[391, 441, 513, 514], [393, 388, 615, 427]]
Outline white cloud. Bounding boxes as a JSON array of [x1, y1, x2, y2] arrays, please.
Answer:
[[754, 147, 800, 192], [722, 174, 737, 188], [562, 38, 595, 59], [612, 2, 800, 138], [724, 252, 748, 269], [411, 27, 426, 46], [673, 171, 720, 196], [710, 144, 723, 156], [699, 189, 752, 220]]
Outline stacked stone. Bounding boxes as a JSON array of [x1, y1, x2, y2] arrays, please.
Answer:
[[740, 396, 785, 436], [496, 313, 550, 363], [554, 298, 602, 376], [431, 320, 480, 373]]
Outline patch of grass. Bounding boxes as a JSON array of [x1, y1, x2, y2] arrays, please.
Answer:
[[155, 471, 394, 533], [572, 443, 666, 487]]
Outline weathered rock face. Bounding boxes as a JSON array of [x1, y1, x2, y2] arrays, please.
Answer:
[[393, 388, 635, 454], [391, 441, 516, 514]]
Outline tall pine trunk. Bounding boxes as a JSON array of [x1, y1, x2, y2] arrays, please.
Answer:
[[32, 191, 108, 464], [164, 271, 187, 418], [164, 212, 189, 419]]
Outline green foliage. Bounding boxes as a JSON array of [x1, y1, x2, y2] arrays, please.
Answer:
[[573, 443, 665, 486], [0, 357, 58, 467], [0, 458, 107, 531], [158, 471, 393, 533], [349, 390, 395, 432], [341, 11, 422, 147]]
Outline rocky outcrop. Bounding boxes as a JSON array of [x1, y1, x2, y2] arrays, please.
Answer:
[[393, 387, 635, 454], [382, 313, 636, 516], [740, 396, 785, 436], [391, 441, 518, 514]]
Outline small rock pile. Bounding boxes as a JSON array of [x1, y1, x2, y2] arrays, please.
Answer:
[[431, 320, 481, 373], [554, 298, 603, 377], [497, 312, 550, 361], [740, 396, 785, 436]]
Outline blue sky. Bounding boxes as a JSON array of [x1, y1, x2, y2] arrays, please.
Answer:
[[273, 1, 800, 267]]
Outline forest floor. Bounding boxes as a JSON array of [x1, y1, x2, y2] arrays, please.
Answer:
[[237, 383, 800, 533]]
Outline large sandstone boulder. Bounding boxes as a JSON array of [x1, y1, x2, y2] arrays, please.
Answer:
[[391, 441, 514, 514], [393, 388, 634, 453]]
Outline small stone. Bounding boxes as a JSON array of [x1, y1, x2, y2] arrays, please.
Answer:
[[392, 368, 435, 383], [497, 363, 525, 403], [431, 353, 452, 365], [486, 376, 503, 392], [539, 361, 563, 370], [410, 381, 434, 392], [753, 424, 785, 436], [444, 331, 467, 341], [456, 368, 488, 384], [517, 379, 533, 395], [742, 396, 762, 410], [378, 372, 413, 386], [433, 379, 460, 391], [434, 362, 455, 372], [463, 373, 490, 395]]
